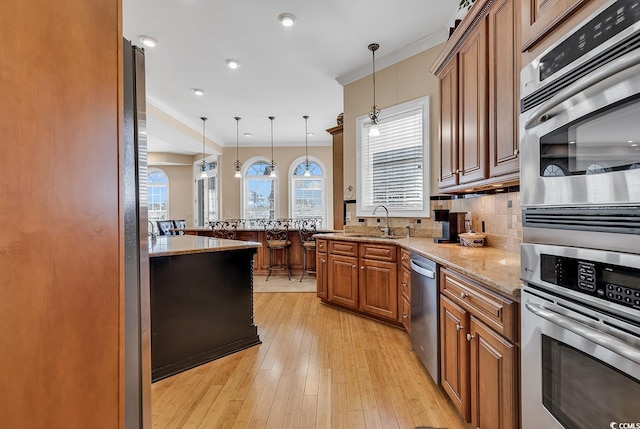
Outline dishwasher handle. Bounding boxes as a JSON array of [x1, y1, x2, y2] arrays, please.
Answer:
[[410, 259, 435, 278]]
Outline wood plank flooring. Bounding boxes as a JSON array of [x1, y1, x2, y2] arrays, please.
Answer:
[[151, 292, 467, 429]]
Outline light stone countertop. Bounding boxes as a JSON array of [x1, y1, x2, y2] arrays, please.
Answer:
[[149, 235, 261, 258], [316, 232, 522, 299]]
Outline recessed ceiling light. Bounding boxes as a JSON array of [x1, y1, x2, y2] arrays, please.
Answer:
[[226, 59, 241, 69], [307, 132, 314, 136], [139, 35, 158, 48], [243, 133, 252, 137], [278, 13, 296, 27], [632, 143, 639, 147], [191, 88, 205, 96]]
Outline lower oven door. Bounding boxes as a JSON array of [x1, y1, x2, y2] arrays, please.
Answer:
[[521, 286, 640, 429]]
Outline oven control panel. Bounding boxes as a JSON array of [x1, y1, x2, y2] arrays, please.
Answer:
[[541, 254, 640, 309]]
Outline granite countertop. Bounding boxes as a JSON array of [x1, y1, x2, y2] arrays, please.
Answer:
[[179, 226, 337, 233], [149, 235, 261, 257], [316, 233, 522, 299]]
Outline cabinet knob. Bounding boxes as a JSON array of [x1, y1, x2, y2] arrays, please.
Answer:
[[466, 333, 475, 342], [514, 149, 519, 155], [402, 282, 407, 287], [402, 312, 408, 319], [352, 265, 356, 269], [360, 266, 365, 270], [456, 323, 463, 332], [402, 256, 407, 261], [321, 259, 326, 263], [460, 292, 467, 299]]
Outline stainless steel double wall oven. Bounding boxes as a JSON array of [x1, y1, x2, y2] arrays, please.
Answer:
[[519, 1, 640, 428]]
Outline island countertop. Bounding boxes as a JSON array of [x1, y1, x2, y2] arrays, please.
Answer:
[[149, 235, 261, 257], [315, 233, 521, 299]]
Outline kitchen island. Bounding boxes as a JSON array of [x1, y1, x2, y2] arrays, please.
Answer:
[[149, 235, 261, 381]]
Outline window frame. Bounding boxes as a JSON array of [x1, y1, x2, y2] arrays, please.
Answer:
[[288, 156, 327, 226], [147, 167, 170, 221], [193, 155, 219, 226], [241, 156, 279, 221], [355, 96, 430, 218]]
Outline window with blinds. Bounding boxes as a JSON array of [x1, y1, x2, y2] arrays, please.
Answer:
[[356, 96, 430, 217]]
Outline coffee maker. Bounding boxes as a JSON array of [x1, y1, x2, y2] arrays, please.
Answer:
[[433, 209, 466, 243]]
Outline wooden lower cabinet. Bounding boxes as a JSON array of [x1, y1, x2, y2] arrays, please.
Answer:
[[316, 246, 328, 300], [323, 240, 401, 325], [440, 268, 519, 428], [469, 316, 518, 429], [440, 295, 470, 420], [358, 259, 398, 320], [327, 254, 358, 309]]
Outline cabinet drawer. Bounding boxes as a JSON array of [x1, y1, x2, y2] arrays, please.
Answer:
[[440, 268, 517, 342], [400, 266, 411, 301], [360, 243, 396, 262], [329, 240, 358, 257], [316, 239, 327, 253], [400, 248, 411, 269]]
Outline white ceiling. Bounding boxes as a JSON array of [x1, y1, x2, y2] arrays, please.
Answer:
[[123, 0, 460, 155]]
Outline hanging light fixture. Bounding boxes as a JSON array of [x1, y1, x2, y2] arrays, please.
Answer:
[[268, 116, 277, 177], [234, 116, 242, 178], [368, 43, 381, 137], [200, 116, 208, 178], [303, 115, 311, 177]]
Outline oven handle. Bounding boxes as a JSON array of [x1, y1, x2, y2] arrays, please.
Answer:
[[525, 302, 640, 366], [523, 48, 640, 130]]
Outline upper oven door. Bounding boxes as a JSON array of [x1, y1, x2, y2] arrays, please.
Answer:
[[520, 0, 640, 208]]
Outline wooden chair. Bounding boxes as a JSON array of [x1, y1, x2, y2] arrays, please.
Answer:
[[210, 221, 237, 240], [264, 220, 291, 281], [298, 219, 318, 281]]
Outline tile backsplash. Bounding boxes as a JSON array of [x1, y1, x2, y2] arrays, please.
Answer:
[[344, 191, 522, 253]]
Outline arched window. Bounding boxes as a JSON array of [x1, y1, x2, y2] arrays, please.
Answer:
[[242, 158, 278, 221], [289, 157, 327, 227], [147, 168, 169, 221]]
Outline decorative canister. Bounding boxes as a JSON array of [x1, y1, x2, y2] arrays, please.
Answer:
[[459, 232, 486, 247]]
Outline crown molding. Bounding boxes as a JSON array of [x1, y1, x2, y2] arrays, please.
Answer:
[[335, 29, 449, 86]]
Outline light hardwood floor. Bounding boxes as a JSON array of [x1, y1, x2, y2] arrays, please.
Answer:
[[151, 292, 467, 429]]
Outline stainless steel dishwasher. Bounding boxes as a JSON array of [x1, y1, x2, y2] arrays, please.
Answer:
[[410, 252, 439, 384]]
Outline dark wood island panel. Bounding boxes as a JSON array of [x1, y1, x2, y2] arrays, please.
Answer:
[[149, 236, 261, 381]]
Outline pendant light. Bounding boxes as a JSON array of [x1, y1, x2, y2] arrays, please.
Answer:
[[368, 43, 381, 137], [268, 116, 277, 178], [233, 116, 242, 178], [303, 115, 311, 177], [200, 116, 208, 178]]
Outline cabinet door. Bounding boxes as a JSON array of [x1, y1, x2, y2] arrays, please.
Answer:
[[439, 57, 459, 189], [316, 251, 328, 300], [440, 295, 470, 421], [358, 259, 398, 321], [521, 0, 589, 51], [328, 254, 358, 309], [401, 297, 411, 334], [458, 18, 489, 185], [469, 317, 518, 429], [488, 0, 519, 178]]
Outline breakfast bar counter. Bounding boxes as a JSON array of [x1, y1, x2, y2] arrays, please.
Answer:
[[149, 235, 261, 381]]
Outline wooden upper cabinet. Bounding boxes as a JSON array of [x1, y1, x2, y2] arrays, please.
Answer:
[[521, 0, 590, 51], [439, 58, 459, 188], [458, 19, 489, 185], [489, 0, 520, 177], [432, 0, 521, 192]]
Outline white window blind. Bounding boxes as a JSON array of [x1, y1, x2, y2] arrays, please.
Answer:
[[356, 97, 430, 217]]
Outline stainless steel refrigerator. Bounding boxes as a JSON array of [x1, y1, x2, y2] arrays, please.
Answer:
[[122, 38, 152, 429]]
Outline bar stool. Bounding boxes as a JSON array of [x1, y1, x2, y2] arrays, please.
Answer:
[[210, 221, 237, 240], [156, 220, 175, 236], [298, 219, 317, 281], [264, 220, 291, 281]]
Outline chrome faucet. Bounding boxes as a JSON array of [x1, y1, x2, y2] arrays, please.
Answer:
[[148, 220, 157, 242], [372, 205, 392, 237]]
